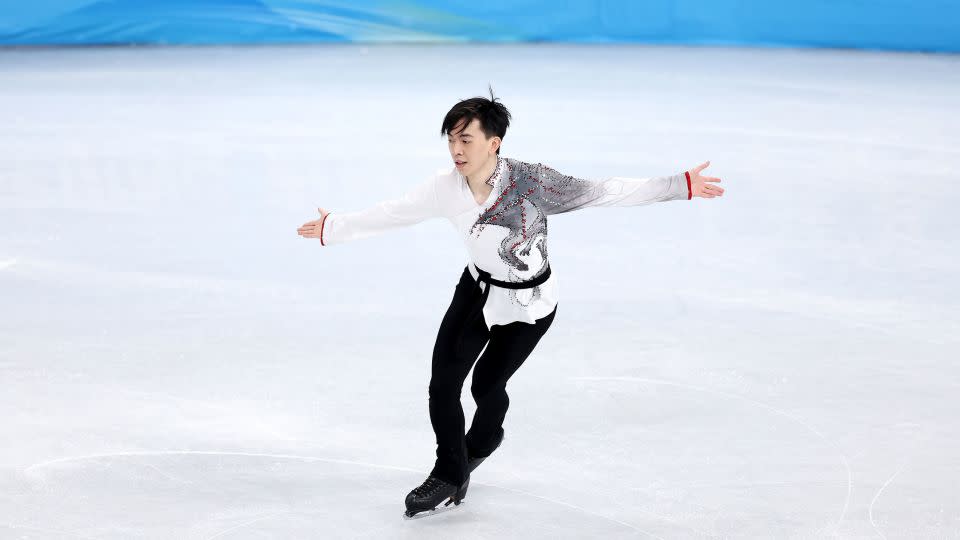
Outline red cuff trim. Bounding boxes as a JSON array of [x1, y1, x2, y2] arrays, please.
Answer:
[[685, 171, 692, 200], [319, 213, 329, 246]]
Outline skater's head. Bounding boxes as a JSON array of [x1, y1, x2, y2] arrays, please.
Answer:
[[442, 86, 511, 178]]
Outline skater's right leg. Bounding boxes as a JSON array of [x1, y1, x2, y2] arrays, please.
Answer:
[[427, 266, 490, 486]]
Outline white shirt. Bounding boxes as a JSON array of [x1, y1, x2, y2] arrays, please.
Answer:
[[320, 156, 691, 328]]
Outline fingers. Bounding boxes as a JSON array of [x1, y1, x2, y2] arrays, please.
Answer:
[[298, 210, 329, 239], [297, 220, 321, 238], [696, 185, 724, 198], [693, 160, 711, 173]]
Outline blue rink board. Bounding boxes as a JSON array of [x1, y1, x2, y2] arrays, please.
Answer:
[[1, 0, 958, 52]]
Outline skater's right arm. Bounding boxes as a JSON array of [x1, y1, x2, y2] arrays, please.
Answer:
[[297, 174, 442, 246]]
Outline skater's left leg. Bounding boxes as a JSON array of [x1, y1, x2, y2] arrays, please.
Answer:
[[465, 305, 557, 459]]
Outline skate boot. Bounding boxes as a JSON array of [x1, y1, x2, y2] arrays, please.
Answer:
[[402, 474, 470, 519], [467, 430, 505, 474]]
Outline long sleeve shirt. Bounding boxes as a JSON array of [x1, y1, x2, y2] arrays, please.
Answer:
[[319, 156, 691, 328]]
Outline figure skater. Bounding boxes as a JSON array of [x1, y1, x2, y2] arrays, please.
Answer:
[[296, 90, 724, 519]]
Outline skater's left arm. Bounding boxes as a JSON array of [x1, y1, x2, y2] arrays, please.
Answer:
[[536, 160, 723, 215]]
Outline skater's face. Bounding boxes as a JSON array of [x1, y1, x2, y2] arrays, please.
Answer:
[[448, 118, 500, 179]]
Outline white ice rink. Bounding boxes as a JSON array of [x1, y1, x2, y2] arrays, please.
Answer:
[[1, 44, 958, 539]]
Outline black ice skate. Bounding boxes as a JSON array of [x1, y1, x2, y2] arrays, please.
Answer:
[[402, 475, 469, 519], [467, 431, 505, 474]]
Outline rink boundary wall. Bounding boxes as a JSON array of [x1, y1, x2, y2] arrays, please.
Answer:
[[1, 0, 958, 53]]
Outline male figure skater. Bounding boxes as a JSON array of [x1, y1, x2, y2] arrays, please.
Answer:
[[297, 90, 724, 519]]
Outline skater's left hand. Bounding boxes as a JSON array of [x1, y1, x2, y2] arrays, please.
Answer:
[[687, 161, 724, 199]]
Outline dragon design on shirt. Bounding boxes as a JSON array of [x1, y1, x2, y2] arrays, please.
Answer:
[[469, 158, 607, 305]]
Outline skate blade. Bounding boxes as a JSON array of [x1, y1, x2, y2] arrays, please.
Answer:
[[402, 497, 466, 520]]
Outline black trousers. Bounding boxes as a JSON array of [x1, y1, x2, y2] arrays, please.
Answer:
[[428, 266, 557, 485]]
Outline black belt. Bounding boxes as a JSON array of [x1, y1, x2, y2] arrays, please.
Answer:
[[473, 263, 552, 290], [465, 263, 552, 329]]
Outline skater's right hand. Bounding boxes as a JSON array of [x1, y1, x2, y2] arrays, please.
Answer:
[[297, 207, 330, 241]]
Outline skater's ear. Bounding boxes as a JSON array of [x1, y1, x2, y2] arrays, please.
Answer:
[[488, 135, 501, 155]]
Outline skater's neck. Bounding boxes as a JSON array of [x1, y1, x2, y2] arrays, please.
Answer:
[[465, 155, 499, 189]]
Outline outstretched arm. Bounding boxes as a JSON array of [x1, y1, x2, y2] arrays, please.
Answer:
[[535, 160, 723, 215], [297, 175, 441, 246]]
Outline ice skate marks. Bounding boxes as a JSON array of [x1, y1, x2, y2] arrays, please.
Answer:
[[19, 449, 661, 535]]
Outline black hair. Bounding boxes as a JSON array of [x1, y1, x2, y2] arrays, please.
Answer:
[[440, 85, 511, 155]]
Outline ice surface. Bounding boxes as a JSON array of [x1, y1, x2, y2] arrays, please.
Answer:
[[1, 44, 958, 539]]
